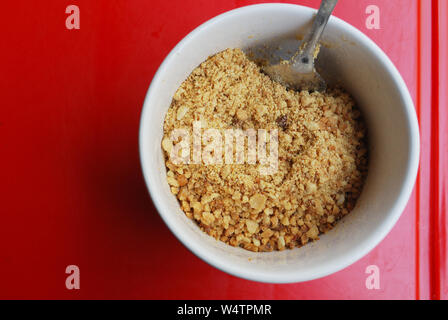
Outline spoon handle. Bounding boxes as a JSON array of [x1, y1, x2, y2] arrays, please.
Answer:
[[297, 0, 338, 65]]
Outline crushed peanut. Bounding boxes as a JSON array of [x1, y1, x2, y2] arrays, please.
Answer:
[[162, 48, 368, 252]]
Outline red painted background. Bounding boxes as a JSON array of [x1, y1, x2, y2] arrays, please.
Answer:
[[0, 0, 446, 299]]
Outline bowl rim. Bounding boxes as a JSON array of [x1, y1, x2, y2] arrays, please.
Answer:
[[139, 3, 420, 283]]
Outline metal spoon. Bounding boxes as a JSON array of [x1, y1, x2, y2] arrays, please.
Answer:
[[263, 0, 338, 91]]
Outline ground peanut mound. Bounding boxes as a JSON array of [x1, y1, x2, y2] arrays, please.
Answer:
[[162, 48, 368, 252]]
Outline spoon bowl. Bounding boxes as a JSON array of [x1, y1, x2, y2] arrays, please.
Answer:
[[262, 0, 338, 91]]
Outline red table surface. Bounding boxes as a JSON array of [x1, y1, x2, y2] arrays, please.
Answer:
[[0, 0, 446, 300]]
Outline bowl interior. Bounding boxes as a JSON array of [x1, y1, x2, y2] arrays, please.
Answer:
[[139, 4, 419, 283]]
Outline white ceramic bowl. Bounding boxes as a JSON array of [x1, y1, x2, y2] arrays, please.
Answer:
[[139, 3, 419, 283]]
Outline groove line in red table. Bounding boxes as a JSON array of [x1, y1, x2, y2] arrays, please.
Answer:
[[430, 0, 441, 301], [416, 0, 422, 301]]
